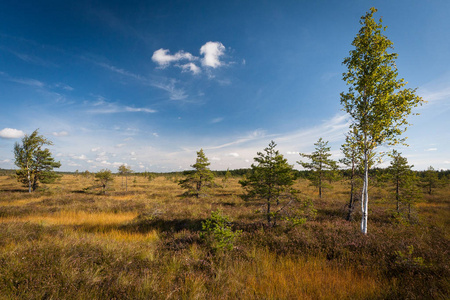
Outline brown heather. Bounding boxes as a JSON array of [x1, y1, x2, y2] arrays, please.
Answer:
[[0, 174, 448, 299]]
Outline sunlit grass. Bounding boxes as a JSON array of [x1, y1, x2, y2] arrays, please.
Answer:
[[94, 228, 159, 242], [0, 211, 138, 226], [233, 248, 381, 299]]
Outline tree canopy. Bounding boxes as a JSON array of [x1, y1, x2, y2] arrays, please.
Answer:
[[340, 7, 424, 234], [179, 149, 215, 197], [240, 141, 298, 226], [298, 138, 337, 199], [14, 129, 61, 192]]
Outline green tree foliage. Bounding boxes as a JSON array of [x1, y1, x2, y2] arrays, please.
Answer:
[[401, 173, 422, 222], [240, 141, 298, 226], [298, 138, 337, 199], [179, 149, 215, 198], [95, 169, 114, 194], [387, 150, 415, 212], [340, 7, 424, 234], [14, 129, 61, 193], [421, 166, 440, 195], [200, 210, 241, 252], [118, 164, 133, 191], [222, 168, 232, 188]]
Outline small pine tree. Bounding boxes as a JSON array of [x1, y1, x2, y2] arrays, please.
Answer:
[[402, 173, 422, 222], [387, 150, 415, 213], [298, 138, 337, 199], [240, 141, 298, 227], [222, 168, 232, 187], [95, 169, 114, 194], [118, 164, 133, 192], [179, 149, 215, 197], [421, 166, 440, 195]]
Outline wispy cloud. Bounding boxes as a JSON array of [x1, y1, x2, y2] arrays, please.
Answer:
[[0, 71, 45, 87], [211, 117, 224, 124], [151, 80, 188, 101], [89, 60, 189, 101], [52, 131, 69, 137], [87, 97, 157, 114], [420, 87, 450, 102], [0, 46, 58, 67]]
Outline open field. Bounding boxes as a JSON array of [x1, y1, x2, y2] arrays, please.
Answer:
[[0, 174, 448, 299]]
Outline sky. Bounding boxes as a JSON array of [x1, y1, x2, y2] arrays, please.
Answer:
[[0, 0, 449, 172]]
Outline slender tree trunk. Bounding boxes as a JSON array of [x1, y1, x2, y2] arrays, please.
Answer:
[[396, 177, 400, 212], [346, 163, 355, 221], [319, 174, 322, 199], [267, 198, 271, 226], [26, 161, 31, 193], [125, 175, 128, 192], [361, 145, 369, 235]]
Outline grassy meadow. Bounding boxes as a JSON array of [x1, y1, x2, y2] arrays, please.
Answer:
[[0, 173, 448, 299]]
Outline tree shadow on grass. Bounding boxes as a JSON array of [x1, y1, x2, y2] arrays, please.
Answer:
[[119, 217, 204, 234]]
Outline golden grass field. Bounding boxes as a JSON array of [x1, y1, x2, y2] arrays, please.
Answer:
[[0, 173, 448, 299]]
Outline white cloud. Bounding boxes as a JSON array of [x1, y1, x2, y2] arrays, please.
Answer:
[[152, 42, 228, 74], [425, 148, 437, 151], [115, 144, 126, 148], [179, 62, 201, 74], [0, 128, 25, 139], [130, 151, 136, 156], [152, 49, 196, 67], [52, 131, 69, 137], [153, 133, 159, 137], [211, 156, 221, 161], [200, 42, 225, 68], [227, 153, 239, 157], [91, 147, 101, 152]]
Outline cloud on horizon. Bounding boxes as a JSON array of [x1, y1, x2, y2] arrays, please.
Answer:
[[0, 128, 25, 139]]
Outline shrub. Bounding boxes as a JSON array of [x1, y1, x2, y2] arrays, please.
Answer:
[[200, 210, 241, 252]]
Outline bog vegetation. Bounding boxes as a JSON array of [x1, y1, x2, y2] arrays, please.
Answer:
[[0, 160, 449, 299], [1, 7, 447, 299]]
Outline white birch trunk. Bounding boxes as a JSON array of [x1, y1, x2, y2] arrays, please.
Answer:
[[27, 162, 31, 193], [361, 148, 369, 234]]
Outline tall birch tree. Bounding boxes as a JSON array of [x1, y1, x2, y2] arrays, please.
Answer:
[[340, 7, 424, 234]]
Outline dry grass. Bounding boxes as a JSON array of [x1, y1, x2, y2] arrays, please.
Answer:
[[0, 174, 448, 299]]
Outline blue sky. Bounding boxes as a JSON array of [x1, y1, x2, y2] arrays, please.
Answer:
[[0, 0, 449, 172]]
